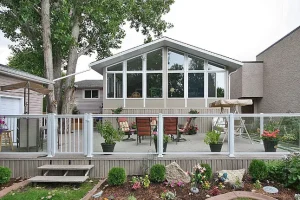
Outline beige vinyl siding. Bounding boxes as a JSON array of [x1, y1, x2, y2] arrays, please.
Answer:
[[75, 89, 103, 114], [0, 74, 43, 114]]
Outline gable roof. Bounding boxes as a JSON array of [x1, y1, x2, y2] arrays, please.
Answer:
[[75, 80, 103, 89], [89, 37, 243, 74], [0, 64, 53, 84]]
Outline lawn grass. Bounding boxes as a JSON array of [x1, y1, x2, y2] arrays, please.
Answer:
[[2, 180, 97, 200]]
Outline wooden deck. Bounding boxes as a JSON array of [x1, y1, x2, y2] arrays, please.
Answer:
[[0, 153, 287, 179]]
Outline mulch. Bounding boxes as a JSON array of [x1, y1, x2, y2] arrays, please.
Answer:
[[0, 178, 24, 191], [91, 175, 297, 200]]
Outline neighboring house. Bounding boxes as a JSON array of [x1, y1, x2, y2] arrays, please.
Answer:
[[0, 64, 52, 115], [89, 37, 243, 114], [230, 25, 300, 113], [74, 80, 103, 114]]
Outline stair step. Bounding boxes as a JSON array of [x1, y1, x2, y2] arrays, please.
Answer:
[[29, 176, 89, 183], [38, 165, 94, 170]]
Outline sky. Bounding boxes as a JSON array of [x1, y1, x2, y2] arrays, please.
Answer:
[[0, 0, 300, 81]]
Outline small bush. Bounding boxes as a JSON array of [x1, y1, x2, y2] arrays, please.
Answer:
[[107, 167, 126, 186], [0, 166, 11, 184], [150, 164, 166, 183], [266, 160, 285, 182], [248, 160, 268, 181], [200, 163, 212, 180]]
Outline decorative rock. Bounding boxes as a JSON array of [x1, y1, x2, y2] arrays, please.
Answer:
[[166, 162, 190, 183], [251, 189, 256, 193], [218, 169, 245, 184], [263, 186, 279, 194], [206, 194, 210, 198], [295, 194, 300, 200], [190, 187, 199, 194]]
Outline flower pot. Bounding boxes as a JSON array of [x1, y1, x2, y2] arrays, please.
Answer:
[[154, 141, 167, 152], [101, 143, 116, 153], [209, 143, 223, 152], [263, 140, 278, 152]]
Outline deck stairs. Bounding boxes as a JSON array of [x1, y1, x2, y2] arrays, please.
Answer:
[[28, 165, 94, 183]]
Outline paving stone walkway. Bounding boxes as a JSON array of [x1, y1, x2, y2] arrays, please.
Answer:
[[207, 191, 277, 200]]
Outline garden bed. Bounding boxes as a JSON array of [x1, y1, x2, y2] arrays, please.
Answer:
[[1, 179, 98, 200], [0, 178, 25, 191], [92, 174, 297, 200]]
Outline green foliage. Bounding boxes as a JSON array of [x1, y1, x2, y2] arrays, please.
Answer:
[[280, 116, 300, 143], [96, 121, 124, 144], [111, 107, 123, 114], [253, 180, 262, 189], [188, 109, 199, 114], [72, 106, 80, 114], [107, 167, 126, 186], [160, 190, 176, 200], [248, 160, 268, 181], [189, 164, 207, 187], [1, 180, 97, 200], [0, 166, 11, 184], [149, 164, 166, 183], [283, 153, 300, 191], [264, 119, 280, 132], [200, 163, 212, 180], [266, 160, 285, 182], [127, 194, 137, 200], [204, 130, 221, 144], [142, 175, 150, 188]]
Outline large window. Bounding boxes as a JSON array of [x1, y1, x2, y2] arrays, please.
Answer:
[[127, 73, 142, 98], [147, 73, 162, 98], [147, 49, 162, 70], [208, 73, 225, 98], [127, 56, 142, 71], [168, 50, 184, 70], [188, 73, 204, 97], [168, 73, 184, 98], [107, 63, 123, 98], [84, 90, 99, 99]]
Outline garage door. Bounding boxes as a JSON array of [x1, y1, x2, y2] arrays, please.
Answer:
[[0, 96, 22, 143]]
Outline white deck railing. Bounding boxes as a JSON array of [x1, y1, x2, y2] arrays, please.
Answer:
[[1, 113, 300, 157]]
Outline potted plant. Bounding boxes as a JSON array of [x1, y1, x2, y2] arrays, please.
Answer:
[[96, 121, 124, 153], [153, 131, 170, 152], [261, 119, 280, 152], [204, 129, 223, 152], [189, 109, 199, 120]]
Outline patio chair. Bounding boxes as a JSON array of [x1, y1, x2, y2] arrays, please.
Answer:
[[136, 117, 151, 145], [177, 117, 192, 142], [117, 117, 136, 141], [164, 117, 178, 141]]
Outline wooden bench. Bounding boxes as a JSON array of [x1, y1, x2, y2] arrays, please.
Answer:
[[28, 165, 94, 183]]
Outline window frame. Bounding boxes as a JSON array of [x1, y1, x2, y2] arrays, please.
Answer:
[[83, 89, 100, 99]]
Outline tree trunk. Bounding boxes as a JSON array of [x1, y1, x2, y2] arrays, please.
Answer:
[[41, 0, 56, 113], [61, 15, 80, 114], [53, 56, 63, 114]]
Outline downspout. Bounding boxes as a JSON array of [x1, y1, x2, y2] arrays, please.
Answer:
[[228, 70, 238, 99]]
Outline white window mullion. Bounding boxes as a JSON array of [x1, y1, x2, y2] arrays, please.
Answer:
[[142, 54, 146, 107], [114, 74, 116, 98], [123, 61, 127, 107], [184, 53, 188, 107], [204, 60, 208, 107]]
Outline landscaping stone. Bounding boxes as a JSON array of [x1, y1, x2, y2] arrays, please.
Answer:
[[190, 187, 199, 194], [165, 162, 190, 183], [263, 186, 279, 194], [218, 169, 245, 184]]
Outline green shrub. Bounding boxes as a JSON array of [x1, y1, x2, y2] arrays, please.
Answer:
[[200, 163, 212, 180], [149, 164, 166, 183], [266, 160, 285, 182], [107, 167, 126, 186], [248, 160, 268, 181], [0, 166, 11, 184], [283, 153, 300, 191]]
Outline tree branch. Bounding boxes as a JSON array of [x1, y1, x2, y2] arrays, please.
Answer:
[[78, 43, 93, 57]]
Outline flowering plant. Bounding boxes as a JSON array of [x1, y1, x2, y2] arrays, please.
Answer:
[[0, 116, 7, 129], [188, 163, 207, 187], [153, 131, 170, 143], [131, 122, 137, 129], [160, 190, 176, 200], [188, 125, 198, 135], [261, 119, 281, 142]]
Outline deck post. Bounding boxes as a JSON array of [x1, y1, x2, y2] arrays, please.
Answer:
[[228, 113, 235, 157], [87, 114, 93, 157], [83, 113, 88, 156], [158, 113, 163, 157], [47, 113, 52, 157], [260, 113, 264, 144]]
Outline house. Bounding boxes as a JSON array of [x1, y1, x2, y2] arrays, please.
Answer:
[[74, 80, 103, 114], [0, 64, 52, 115], [89, 37, 243, 114], [230, 25, 300, 113]]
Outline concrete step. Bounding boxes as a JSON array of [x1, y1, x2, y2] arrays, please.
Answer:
[[38, 165, 94, 170], [28, 176, 89, 183]]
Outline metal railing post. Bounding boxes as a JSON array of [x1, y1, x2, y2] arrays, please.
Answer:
[[83, 113, 88, 156], [260, 113, 264, 144], [228, 113, 235, 157], [87, 114, 93, 157], [50, 113, 56, 157], [158, 113, 163, 157], [46, 113, 52, 157]]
